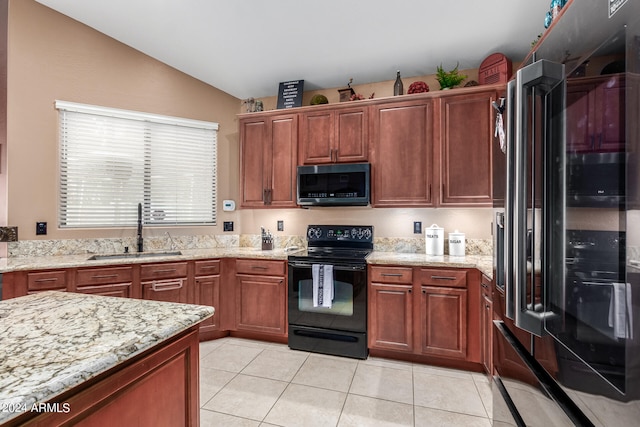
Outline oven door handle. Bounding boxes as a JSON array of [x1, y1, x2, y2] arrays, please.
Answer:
[[288, 261, 366, 271]]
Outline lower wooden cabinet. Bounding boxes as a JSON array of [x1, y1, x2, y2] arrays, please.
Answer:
[[235, 259, 287, 337], [195, 260, 221, 332], [141, 262, 189, 304], [368, 265, 481, 367], [18, 327, 201, 426], [75, 266, 134, 298]]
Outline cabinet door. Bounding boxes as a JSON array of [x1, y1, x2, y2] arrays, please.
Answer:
[[439, 90, 495, 206], [335, 107, 368, 162], [299, 110, 334, 164], [481, 293, 493, 374], [236, 274, 286, 336], [368, 283, 413, 352], [240, 117, 269, 207], [269, 114, 298, 207], [371, 99, 434, 206], [195, 275, 220, 330], [420, 286, 467, 359]]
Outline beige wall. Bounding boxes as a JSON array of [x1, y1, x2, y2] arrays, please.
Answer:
[[5, 0, 241, 240], [3, 0, 498, 245]]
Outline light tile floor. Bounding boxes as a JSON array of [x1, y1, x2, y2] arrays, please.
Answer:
[[199, 337, 492, 427]]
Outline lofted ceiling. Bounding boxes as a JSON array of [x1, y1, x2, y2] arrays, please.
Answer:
[[35, 0, 551, 100]]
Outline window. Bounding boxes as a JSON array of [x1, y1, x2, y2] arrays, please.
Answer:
[[56, 101, 218, 228]]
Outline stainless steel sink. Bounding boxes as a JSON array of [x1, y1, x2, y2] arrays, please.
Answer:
[[87, 251, 182, 261]]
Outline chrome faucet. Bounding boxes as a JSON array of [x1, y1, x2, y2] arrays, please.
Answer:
[[136, 203, 144, 252]]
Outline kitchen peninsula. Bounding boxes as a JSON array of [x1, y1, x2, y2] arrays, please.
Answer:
[[0, 291, 213, 426]]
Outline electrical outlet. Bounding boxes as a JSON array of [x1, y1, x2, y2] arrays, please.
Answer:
[[277, 220, 284, 232], [413, 221, 422, 234], [223, 221, 234, 232], [36, 222, 47, 235]]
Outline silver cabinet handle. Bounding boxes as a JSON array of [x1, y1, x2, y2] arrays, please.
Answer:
[[151, 279, 183, 292], [431, 275, 455, 281]]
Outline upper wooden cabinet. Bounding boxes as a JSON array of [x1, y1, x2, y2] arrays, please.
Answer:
[[437, 88, 498, 206], [238, 84, 504, 209], [370, 98, 435, 207], [566, 73, 625, 153], [239, 113, 298, 208], [299, 106, 369, 164]]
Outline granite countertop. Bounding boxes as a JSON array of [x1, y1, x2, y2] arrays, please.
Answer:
[[0, 246, 297, 273], [0, 291, 214, 424], [366, 252, 493, 279], [0, 246, 493, 279]]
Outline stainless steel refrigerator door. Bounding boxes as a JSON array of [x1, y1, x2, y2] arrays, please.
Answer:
[[505, 59, 564, 336]]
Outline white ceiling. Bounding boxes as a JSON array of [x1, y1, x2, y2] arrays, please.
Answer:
[[35, 0, 550, 100]]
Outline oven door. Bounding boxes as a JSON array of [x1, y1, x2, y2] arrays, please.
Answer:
[[288, 259, 367, 333]]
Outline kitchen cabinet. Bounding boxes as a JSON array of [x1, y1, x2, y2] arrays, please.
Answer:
[[370, 98, 435, 207], [437, 89, 497, 206], [480, 274, 493, 375], [141, 261, 189, 304], [368, 265, 481, 368], [239, 113, 298, 208], [419, 269, 468, 359], [234, 259, 287, 338], [74, 266, 134, 298], [194, 259, 221, 333], [368, 266, 414, 352], [17, 326, 201, 427], [566, 73, 625, 153], [299, 106, 368, 164]]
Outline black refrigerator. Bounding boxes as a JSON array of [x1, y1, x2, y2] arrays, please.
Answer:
[[492, 0, 640, 425]]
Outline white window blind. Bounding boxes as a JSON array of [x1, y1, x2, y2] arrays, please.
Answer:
[[56, 101, 218, 228]]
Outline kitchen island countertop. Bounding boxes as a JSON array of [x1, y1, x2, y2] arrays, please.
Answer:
[[0, 291, 213, 424]]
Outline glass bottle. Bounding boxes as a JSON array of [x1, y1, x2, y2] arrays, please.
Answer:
[[393, 70, 403, 96]]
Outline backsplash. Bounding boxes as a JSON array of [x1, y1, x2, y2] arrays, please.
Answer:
[[8, 234, 240, 257], [7, 234, 492, 257]]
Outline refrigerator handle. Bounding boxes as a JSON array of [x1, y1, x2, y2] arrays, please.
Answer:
[[511, 60, 564, 336], [504, 79, 516, 320]]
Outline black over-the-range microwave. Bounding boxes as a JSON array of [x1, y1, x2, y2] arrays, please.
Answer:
[[296, 163, 370, 206]]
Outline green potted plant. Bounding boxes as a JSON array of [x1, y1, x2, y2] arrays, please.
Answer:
[[436, 63, 467, 90]]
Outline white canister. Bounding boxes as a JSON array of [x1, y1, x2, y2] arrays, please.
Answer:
[[425, 224, 444, 256], [448, 230, 466, 257]]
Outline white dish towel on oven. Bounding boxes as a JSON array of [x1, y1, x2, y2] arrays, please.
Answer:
[[312, 264, 334, 308]]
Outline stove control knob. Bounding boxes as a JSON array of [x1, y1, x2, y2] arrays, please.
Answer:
[[352, 228, 358, 239], [308, 227, 322, 239], [364, 229, 372, 240]]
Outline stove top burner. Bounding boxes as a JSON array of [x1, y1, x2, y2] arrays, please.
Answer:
[[289, 225, 374, 263]]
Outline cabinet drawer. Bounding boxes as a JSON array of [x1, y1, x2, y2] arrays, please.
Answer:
[[235, 259, 285, 276], [140, 262, 188, 280], [420, 269, 467, 288], [27, 270, 67, 291], [76, 267, 133, 286], [370, 266, 413, 284], [195, 259, 221, 276]]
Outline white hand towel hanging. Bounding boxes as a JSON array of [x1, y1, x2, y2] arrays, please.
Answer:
[[312, 264, 334, 308]]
